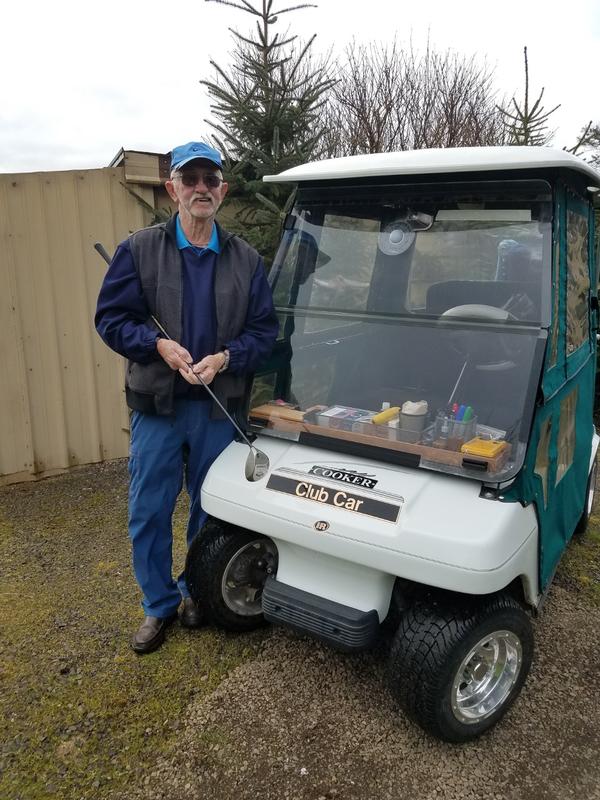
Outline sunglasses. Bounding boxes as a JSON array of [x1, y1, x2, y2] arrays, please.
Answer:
[[177, 172, 223, 189]]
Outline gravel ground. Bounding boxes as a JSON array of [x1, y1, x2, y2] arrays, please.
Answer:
[[2, 459, 600, 800], [126, 586, 600, 800]]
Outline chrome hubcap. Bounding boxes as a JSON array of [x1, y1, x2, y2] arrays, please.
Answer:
[[451, 630, 522, 724], [221, 539, 277, 616]]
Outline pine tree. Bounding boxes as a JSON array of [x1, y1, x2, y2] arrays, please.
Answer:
[[568, 121, 600, 167], [498, 47, 560, 146], [202, 0, 334, 261]]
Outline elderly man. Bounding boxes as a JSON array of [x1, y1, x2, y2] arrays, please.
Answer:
[[95, 142, 279, 654]]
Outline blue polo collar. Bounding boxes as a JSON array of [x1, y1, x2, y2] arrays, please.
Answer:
[[175, 215, 220, 254]]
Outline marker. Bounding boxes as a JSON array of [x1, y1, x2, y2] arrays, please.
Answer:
[[456, 405, 466, 421], [463, 406, 474, 422]]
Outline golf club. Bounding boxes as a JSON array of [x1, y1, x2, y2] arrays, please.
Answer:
[[94, 241, 112, 265], [93, 242, 269, 481]]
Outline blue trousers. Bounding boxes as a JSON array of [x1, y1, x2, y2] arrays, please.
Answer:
[[128, 400, 234, 618]]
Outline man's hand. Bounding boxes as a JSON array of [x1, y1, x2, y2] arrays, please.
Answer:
[[156, 337, 194, 373], [181, 353, 226, 386]]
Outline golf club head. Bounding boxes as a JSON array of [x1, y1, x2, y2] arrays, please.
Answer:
[[245, 448, 270, 481]]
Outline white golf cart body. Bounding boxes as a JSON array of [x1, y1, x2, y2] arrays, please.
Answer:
[[191, 147, 600, 740], [203, 438, 541, 623]]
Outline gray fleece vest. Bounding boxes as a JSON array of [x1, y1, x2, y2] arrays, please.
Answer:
[[125, 218, 260, 417]]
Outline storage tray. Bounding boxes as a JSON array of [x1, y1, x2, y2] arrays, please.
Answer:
[[249, 406, 511, 474]]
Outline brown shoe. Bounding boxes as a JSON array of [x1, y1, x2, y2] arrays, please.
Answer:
[[180, 597, 204, 629], [131, 613, 178, 654]]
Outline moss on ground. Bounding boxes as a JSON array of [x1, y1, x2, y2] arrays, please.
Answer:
[[2, 460, 600, 799], [0, 461, 264, 800], [557, 512, 600, 605]]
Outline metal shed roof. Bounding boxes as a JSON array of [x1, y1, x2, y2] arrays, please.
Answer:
[[263, 146, 600, 185]]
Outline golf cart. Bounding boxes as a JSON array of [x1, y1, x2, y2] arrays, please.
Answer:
[[185, 147, 600, 742]]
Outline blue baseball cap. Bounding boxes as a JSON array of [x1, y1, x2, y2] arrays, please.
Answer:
[[170, 142, 222, 172]]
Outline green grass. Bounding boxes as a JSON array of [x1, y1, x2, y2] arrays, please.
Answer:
[[558, 512, 600, 605], [0, 462, 263, 800]]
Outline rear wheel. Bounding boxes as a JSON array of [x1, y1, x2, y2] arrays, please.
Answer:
[[185, 520, 278, 631], [387, 593, 533, 742], [575, 457, 597, 535]]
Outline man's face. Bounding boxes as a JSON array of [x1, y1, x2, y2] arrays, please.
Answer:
[[166, 159, 228, 223]]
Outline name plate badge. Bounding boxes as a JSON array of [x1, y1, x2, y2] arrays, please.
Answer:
[[266, 474, 400, 523]]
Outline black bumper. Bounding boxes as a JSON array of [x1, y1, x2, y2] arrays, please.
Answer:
[[262, 576, 380, 652]]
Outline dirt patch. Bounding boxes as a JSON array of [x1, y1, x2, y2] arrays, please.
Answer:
[[123, 586, 600, 800], [2, 461, 600, 800]]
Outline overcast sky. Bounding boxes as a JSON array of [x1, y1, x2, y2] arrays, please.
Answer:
[[1, 0, 599, 174]]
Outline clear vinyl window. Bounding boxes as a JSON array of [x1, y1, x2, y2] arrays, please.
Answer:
[[258, 181, 551, 483], [566, 209, 590, 353], [408, 209, 545, 313], [549, 217, 560, 368], [305, 215, 379, 310]]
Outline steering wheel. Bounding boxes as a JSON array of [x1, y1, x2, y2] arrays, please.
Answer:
[[441, 304, 516, 323], [440, 304, 519, 368]]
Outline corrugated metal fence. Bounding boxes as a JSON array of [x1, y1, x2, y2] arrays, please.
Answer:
[[0, 167, 153, 485]]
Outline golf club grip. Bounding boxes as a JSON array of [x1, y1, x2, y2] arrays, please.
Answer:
[[94, 242, 112, 265], [146, 313, 251, 445]]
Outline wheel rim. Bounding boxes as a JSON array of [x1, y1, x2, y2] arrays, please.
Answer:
[[221, 539, 277, 616], [451, 630, 522, 724], [587, 462, 597, 516]]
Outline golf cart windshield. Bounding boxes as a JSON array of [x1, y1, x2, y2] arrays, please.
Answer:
[[250, 180, 551, 484]]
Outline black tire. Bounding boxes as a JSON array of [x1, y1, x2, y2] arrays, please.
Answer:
[[387, 593, 533, 743], [184, 520, 278, 631], [575, 457, 597, 535]]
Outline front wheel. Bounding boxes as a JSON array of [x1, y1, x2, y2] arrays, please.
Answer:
[[387, 593, 533, 742], [185, 520, 278, 631]]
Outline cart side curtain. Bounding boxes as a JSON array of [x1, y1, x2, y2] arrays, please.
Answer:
[[504, 358, 594, 590]]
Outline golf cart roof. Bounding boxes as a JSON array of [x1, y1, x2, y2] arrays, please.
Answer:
[[263, 146, 600, 186]]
